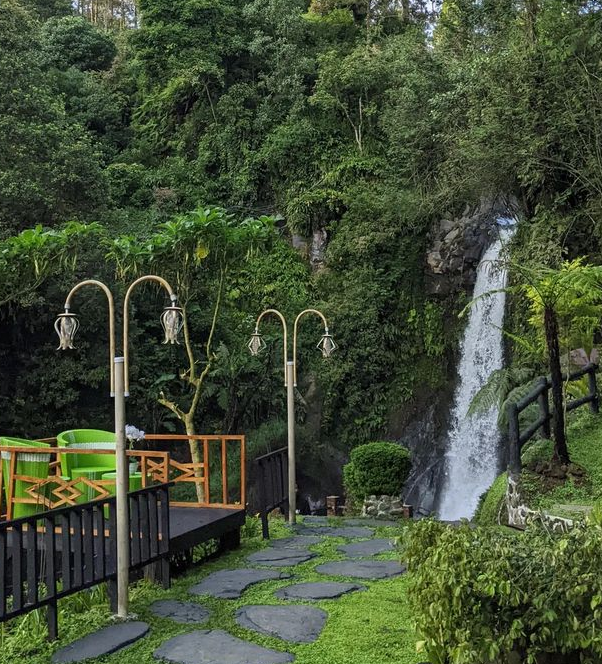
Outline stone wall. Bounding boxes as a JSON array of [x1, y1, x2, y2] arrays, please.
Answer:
[[505, 475, 575, 533], [362, 494, 405, 519]]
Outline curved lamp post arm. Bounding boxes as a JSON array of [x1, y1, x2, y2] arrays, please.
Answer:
[[64, 279, 116, 396], [255, 308, 289, 386], [123, 275, 177, 397], [293, 308, 330, 387]]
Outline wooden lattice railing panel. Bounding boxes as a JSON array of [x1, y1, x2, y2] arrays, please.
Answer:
[[0, 447, 169, 520], [144, 434, 246, 509]]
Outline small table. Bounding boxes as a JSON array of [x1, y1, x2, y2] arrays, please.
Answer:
[[101, 471, 143, 494], [71, 466, 115, 503]]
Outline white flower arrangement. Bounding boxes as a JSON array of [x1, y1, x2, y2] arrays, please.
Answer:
[[125, 425, 145, 448]]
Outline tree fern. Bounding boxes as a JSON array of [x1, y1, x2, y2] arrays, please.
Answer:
[[467, 366, 538, 427]]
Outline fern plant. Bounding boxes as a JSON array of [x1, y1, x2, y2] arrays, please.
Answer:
[[464, 257, 602, 464]]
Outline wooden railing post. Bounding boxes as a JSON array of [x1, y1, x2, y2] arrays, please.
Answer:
[[257, 460, 269, 540], [537, 376, 551, 438], [588, 365, 599, 414], [507, 402, 521, 476]]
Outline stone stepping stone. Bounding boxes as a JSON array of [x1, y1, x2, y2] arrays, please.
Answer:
[[150, 600, 210, 624], [153, 629, 294, 664], [269, 535, 324, 548], [300, 515, 328, 525], [189, 569, 289, 599], [246, 548, 315, 567], [343, 518, 400, 527], [275, 581, 366, 601], [52, 621, 149, 663], [296, 525, 374, 539], [235, 605, 327, 643], [337, 538, 395, 558], [316, 560, 405, 579]]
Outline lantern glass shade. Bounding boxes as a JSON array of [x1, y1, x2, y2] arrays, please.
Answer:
[[317, 332, 337, 358], [55, 312, 80, 350], [248, 331, 267, 356], [161, 306, 184, 345]]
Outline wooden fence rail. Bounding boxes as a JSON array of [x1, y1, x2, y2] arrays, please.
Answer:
[[507, 363, 599, 475], [255, 447, 288, 539], [0, 434, 246, 519], [0, 482, 171, 640], [131, 434, 246, 509]]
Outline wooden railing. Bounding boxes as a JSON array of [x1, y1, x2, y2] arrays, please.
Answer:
[[144, 434, 246, 509], [255, 447, 288, 539], [0, 447, 169, 520], [0, 483, 171, 640], [0, 434, 246, 519], [507, 363, 599, 475]]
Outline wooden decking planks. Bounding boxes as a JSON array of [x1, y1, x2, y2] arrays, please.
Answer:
[[168, 506, 245, 553]]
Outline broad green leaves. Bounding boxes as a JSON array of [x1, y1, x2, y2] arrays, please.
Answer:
[[403, 519, 602, 663]]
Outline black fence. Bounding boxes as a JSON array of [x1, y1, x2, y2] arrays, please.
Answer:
[[0, 483, 171, 639], [508, 363, 599, 475], [255, 447, 288, 539]]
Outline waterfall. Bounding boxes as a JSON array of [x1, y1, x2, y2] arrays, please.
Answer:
[[437, 218, 515, 521]]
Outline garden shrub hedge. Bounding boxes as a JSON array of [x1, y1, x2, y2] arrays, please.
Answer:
[[402, 519, 602, 664], [343, 441, 411, 501]]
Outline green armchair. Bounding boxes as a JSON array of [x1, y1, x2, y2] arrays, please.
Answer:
[[57, 429, 116, 477], [57, 429, 117, 503], [1, 436, 51, 518]]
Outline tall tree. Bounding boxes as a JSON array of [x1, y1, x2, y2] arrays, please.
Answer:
[[107, 207, 276, 498], [0, 0, 107, 232]]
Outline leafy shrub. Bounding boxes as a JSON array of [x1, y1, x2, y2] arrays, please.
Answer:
[[474, 472, 508, 525], [402, 519, 602, 664], [343, 441, 411, 501]]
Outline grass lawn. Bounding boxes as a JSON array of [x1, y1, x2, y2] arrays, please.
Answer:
[[0, 518, 421, 664]]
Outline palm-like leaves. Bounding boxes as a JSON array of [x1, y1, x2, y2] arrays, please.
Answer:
[[467, 366, 538, 427]]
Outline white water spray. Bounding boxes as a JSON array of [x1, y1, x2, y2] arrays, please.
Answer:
[[438, 219, 515, 521]]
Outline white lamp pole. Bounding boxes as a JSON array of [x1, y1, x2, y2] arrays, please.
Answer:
[[248, 308, 337, 525], [56, 276, 183, 618]]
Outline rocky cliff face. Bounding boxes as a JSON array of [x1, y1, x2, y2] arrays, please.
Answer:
[[396, 195, 519, 514], [426, 196, 517, 295], [288, 196, 518, 516]]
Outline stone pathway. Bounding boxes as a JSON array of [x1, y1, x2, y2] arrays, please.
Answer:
[[246, 547, 315, 567], [337, 538, 395, 558], [154, 630, 294, 664], [275, 581, 366, 601], [189, 569, 290, 599], [268, 535, 324, 548], [52, 622, 150, 663], [150, 600, 211, 624], [293, 525, 375, 538], [316, 560, 405, 580], [52, 515, 404, 663], [235, 605, 328, 643]]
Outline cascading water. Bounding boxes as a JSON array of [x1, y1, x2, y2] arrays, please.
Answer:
[[437, 218, 516, 521]]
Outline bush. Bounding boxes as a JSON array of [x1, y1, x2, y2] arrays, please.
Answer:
[[343, 441, 411, 502], [402, 519, 602, 664], [474, 472, 508, 526]]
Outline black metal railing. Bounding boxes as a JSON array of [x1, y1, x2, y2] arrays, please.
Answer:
[[508, 363, 599, 474], [0, 482, 172, 639], [255, 447, 288, 539]]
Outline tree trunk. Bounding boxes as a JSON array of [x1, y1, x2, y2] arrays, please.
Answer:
[[184, 415, 205, 503], [544, 306, 570, 464]]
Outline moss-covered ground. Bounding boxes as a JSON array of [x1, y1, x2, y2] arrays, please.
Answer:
[[476, 410, 602, 524], [0, 517, 420, 664]]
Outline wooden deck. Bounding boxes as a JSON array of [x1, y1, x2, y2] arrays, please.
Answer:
[[169, 505, 246, 553]]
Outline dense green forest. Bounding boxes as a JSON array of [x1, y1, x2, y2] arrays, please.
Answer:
[[1, 0, 602, 499]]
